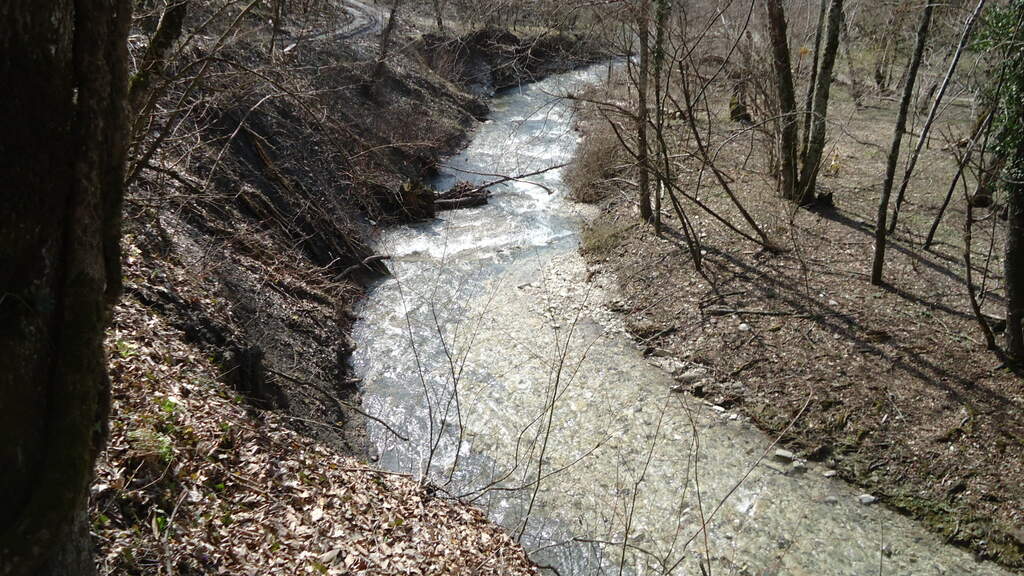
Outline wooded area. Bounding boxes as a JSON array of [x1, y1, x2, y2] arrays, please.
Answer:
[[2, 0, 1023, 574]]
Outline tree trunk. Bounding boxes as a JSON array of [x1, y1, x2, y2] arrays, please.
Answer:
[[796, 0, 843, 205], [432, 0, 444, 30], [636, 0, 653, 222], [870, 1, 933, 285], [0, 0, 131, 574], [800, 0, 827, 166], [887, 0, 987, 234], [652, 0, 671, 233], [839, 6, 863, 104], [373, 0, 401, 82], [269, 0, 283, 60], [764, 0, 799, 202], [1006, 140, 1024, 361]]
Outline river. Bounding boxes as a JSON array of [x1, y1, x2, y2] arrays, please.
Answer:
[[351, 66, 1013, 576]]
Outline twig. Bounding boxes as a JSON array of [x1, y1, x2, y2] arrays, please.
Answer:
[[266, 367, 409, 441], [337, 254, 391, 279], [704, 307, 811, 318]]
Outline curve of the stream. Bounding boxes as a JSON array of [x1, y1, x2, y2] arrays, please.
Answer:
[[351, 66, 1014, 576]]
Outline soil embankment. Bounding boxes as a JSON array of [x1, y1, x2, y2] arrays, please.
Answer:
[[569, 75, 1024, 569]]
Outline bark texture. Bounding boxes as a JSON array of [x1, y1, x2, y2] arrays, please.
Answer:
[[1006, 133, 1024, 360], [796, 0, 843, 205], [764, 0, 799, 202], [0, 0, 131, 574], [636, 0, 653, 222]]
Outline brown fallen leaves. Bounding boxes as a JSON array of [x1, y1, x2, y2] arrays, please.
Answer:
[[93, 296, 537, 575]]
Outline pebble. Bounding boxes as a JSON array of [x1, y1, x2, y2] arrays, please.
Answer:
[[738, 323, 751, 332], [858, 494, 878, 505], [711, 405, 726, 412], [674, 367, 708, 383], [822, 470, 838, 478], [773, 449, 796, 462]]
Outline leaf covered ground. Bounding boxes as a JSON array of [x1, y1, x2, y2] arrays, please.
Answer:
[[92, 294, 536, 575]]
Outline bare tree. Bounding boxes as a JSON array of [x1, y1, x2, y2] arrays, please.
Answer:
[[374, 0, 403, 82], [432, 0, 447, 30], [763, 0, 799, 202], [651, 0, 672, 233], [796, 0, 843, 204], [886, 0, 987, 234], [1, 1, 132, 574], [799, 0, 827, 163], [636, 0, 654, 222], [870, 1, 934, 286]]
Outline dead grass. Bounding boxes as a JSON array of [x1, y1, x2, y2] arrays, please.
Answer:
[[575, 77, 1024, 569]]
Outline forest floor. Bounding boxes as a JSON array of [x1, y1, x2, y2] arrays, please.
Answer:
[[572, 77, 1024, 569]]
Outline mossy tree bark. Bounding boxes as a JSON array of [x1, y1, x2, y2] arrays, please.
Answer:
[[1005, 104, 1024, 361], [0, 1, 131, 574]]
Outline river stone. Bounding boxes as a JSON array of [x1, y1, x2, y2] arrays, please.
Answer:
[[674, 367, 708, 383], [647, 356, 685, 374], [822, 469, 838, 478], [858, 494, 878, 505], [773, 449, 796, 463]]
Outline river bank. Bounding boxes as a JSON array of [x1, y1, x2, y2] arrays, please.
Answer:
[[568, 74, 1024, 569]]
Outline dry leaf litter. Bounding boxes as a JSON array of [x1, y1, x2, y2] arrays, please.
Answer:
[[93, 295, 537, 575]]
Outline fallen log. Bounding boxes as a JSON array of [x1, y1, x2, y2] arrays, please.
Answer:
[[434, 180, 490, 211], [435, 194, 489, 210]]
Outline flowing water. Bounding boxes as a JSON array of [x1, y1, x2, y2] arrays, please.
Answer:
[[351, 66, 1014, 576]]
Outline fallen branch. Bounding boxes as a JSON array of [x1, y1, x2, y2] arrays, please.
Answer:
[[705, 308, 811, 317], [266, 367, 409, 441], [337, 254, 391, 279], [441, 162, 569, 196]]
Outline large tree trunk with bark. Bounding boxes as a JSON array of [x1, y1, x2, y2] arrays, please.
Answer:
[[870, 1, 933, 285], [0, 1, 131, 575], [1006, 123, 1024, 361], [796, 0, 843, 205], [764, 0, 799, 202]]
